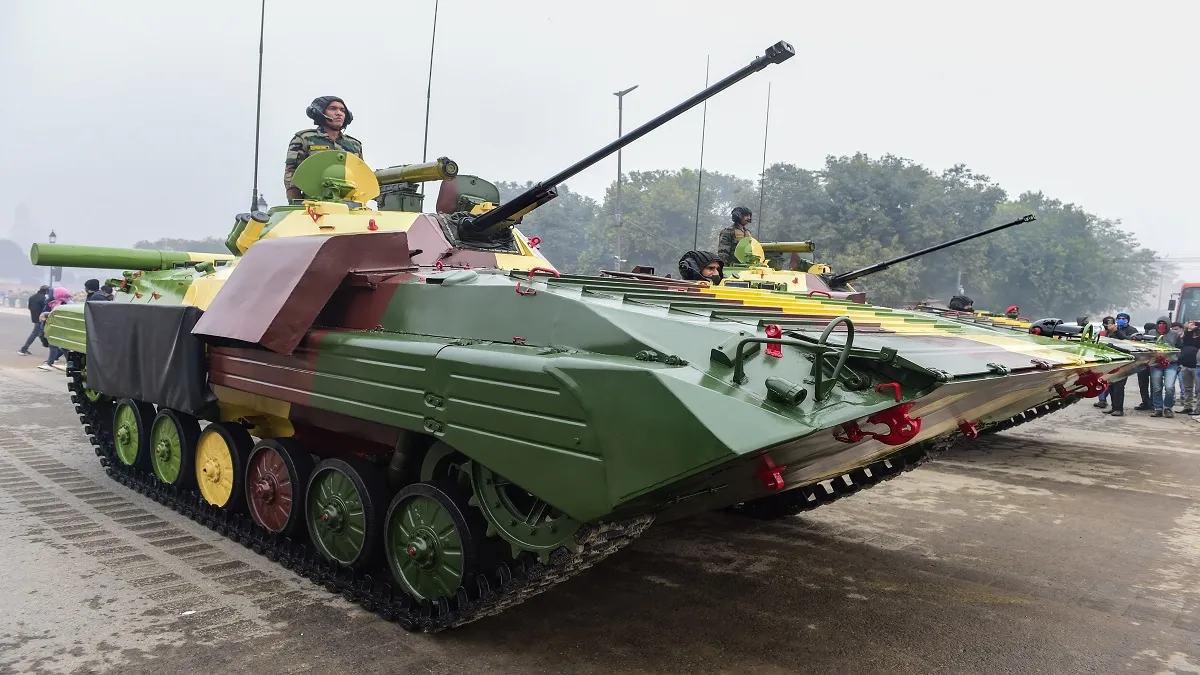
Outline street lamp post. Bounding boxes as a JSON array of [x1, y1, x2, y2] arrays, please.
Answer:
[[48, 230, 57, 287], [613, 85, 638, 272]]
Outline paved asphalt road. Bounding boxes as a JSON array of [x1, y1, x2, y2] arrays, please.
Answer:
[[1, 310, 1198, 674]]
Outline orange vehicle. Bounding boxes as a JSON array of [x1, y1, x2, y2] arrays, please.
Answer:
[[1171, 283, 1200, 326]]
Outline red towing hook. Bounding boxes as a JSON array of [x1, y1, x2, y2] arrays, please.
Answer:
[[834, 403, 923, 447], [754, 455, 787, 492], [1056, 370, 1109, 399], [958, 420, 980, 439]]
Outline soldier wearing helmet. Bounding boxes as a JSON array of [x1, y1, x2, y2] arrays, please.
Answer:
[[283, 96, 364, 201], [717, 207, 753, 265], [678, 251, 725, 284]]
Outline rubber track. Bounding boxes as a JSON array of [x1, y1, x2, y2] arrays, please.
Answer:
[[63, 352, 653, 633], [977, 394, 1081, 436]]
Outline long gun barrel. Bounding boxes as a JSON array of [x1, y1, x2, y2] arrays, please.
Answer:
[[462, 40, 796, 238], [828, 214, 1036, 286], [375, 157, 459, 186], [760, 241, 815, 253], [30, 243, 236, 271]]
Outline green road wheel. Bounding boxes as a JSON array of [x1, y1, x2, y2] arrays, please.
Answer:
[[385, 481, 487, 602], [111, 399, 155, 469], [149, 410, 200, 487], [306, 458, 387, 569]]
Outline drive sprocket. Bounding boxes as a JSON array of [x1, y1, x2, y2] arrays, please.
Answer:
[[466, 461, 581, 563]]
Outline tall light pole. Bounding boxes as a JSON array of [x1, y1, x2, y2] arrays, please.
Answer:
[[48, 230, 57, 287], [419, 0, 440, 198], [613, 84, 638, 272], [757, 82, 771, 239], [250, 0, 266, 211]]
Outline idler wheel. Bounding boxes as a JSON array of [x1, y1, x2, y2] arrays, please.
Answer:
[[305, 458, 388, 569], [149, 409, 200, 488], [384, 481, 487, 602], [111, 399, 155, 469], [245, 438, 313, 535], [80, 363, 107, 405], [194, 422, 253, 511]]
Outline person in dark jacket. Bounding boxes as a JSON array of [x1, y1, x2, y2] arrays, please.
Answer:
[[1176, 320, 1198, 414], [1146, 316, 1181, 417], [17, 285, 50, 355], [84, 279, 111, 302], [1102, 312, 1140, 417], [1132, 321, 1157, 410]]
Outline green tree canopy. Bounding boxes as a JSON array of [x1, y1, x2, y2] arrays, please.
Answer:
[[558, 154, 1158, 318]]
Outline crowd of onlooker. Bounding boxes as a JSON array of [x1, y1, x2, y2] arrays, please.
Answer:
[[15, 280, 113, 371], [1093, 314, 1199, 421]]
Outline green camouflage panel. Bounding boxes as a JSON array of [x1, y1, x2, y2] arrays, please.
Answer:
[[284, 128, 364, 199]]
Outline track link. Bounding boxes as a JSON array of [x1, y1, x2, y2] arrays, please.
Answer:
[[64, 352, 652, 633], [978, 394, 1081, 435]]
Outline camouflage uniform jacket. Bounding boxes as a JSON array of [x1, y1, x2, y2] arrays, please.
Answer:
[[716, 224, 751, 264], [283, 128, 364, 200]]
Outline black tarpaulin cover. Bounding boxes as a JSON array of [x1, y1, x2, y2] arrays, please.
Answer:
[[85, 302, 215, 415]]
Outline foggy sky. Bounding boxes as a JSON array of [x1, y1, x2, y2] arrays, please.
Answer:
[[3, 0, 1198, 274]]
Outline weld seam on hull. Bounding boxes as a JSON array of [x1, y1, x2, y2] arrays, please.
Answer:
[[445, 424, 602, 461], [446, 397, 587, 427]]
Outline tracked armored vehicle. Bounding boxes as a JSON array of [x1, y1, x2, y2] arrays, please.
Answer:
[[33, 40, 1159, 632]]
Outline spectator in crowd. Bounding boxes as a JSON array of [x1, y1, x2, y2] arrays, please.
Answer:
[[1179, 320, 1199, 415], [84, 279, 111, 302], [17, 285, 50, 356], [1146, 317, 1181, 417], [1094, 316, 1116, 409], [36, 287, 71, 372], [1133, 322, 1157, 411], [1102, 312, 1140, 417]]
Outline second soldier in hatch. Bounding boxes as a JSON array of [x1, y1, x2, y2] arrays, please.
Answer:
[[283, 96, 364, 202], [717, 207, 753, 265]]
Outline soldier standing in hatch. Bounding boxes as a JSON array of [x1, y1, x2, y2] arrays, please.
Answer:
[[717, 207, 753, 265], [284, 96, 364, 202]]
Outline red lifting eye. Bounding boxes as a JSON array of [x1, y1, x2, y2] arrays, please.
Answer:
[[764, 324, 783, 358], [755, 455, 787, 491], [367, 218, 378, 231]]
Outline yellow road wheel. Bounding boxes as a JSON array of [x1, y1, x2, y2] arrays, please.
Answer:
[[195, 422, 253, 510]]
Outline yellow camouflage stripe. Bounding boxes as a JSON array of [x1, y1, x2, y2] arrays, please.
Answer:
[[698, 285, 1114, 365]]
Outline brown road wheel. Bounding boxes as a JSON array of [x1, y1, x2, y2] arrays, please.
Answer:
[[245, 438, 314, 535]]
